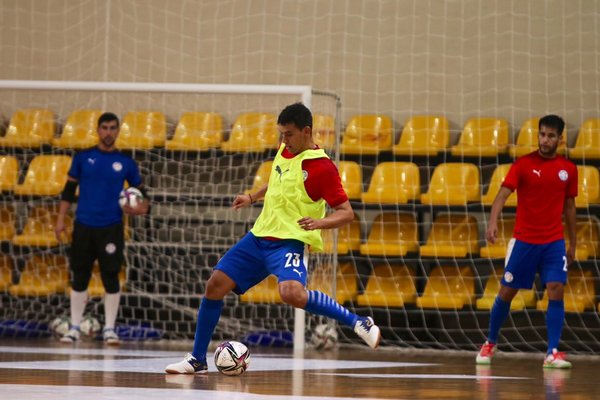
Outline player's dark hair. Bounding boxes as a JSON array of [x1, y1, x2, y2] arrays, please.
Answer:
[[539, 114, 565, 135], [98, 112, 120, 128], [278, 102, 312, 129]]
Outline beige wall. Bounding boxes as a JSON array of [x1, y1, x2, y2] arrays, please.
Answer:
[[1, 0, 598, 140]]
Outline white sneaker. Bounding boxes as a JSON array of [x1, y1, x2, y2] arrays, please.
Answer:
[[165, 353, 208, 374], [543, 349, 572, 369], [103, 328, 120, 345], [476, 341, 497, 365], [353, 317, 381, 348], [60, 327, 80, 343]]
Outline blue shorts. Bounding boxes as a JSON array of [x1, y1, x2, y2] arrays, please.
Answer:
[[502, 238, 567, 289], [214, 232, 308, 294]]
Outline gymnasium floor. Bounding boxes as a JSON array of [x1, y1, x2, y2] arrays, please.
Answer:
[[0, 338, 598, 399]]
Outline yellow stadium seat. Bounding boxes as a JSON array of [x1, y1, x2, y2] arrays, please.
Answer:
[[536, 269, 596, 313], [321, 217, 361, 255], [508, 117, 568, 158], [338, 161, 362, 200], [221, 112, 279, 152], [0, 155, 18, 192], [239, 275, 283, 304], [479, 218, 515, 259], [420, 214, 479, 258], [0, 255, 13, 291], [165, 112, 223, 151], [451, 117, 509, 157], [357, 264, 416, 307], [313, 114, 335, 150], [245, 161, 272, 195], [416, 265, 475, 309], [307, 263, 358, 304], [116, 111, 166, 149], [0, 109, 55, 148], [568, 118, 600, 160], [87, 263, 127, 297], [340, 114, 393, 155], [52, 110, 102, 148], [476, 267, 536, 310], [575, 165, 600, 208], [0, 205, 16, 242], [420, 163, 481, 205], [9, 255, 69, 297], [481, 164, 517, 207], [13, 155, 71, 196], [359, 212, 418, 257], [12, 205, 73, 247], [361, 162, 420, 204], [564, 217, 600, 261], [393, 115, 450, 156]]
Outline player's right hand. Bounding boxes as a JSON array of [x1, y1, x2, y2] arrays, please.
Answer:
[[54, 219, 65, 242], [232, 194, 251, 210], [485, 224, 498, 244]]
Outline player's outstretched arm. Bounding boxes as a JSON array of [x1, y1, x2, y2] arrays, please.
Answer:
[[298, 200, 354, 231], [233, 184, 268, 210], [486, 186, 512, 244]]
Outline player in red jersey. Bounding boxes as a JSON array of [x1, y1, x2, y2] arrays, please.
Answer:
[[476, 115, 577, 369]]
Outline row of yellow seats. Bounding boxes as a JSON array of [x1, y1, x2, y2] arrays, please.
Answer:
[[247, 160, 600, 207], [240, 263, 598, 313], [339, 115, 600, 159], [0, 109, 330, 152], [0, 204, 131, 247], [0, 254, 125, 297], [3, 110, 600, 159], [318, 213, 600, 262]]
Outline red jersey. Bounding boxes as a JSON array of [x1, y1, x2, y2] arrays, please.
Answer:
[[281, 147, 348, 207], [502, 151, 577, 244]]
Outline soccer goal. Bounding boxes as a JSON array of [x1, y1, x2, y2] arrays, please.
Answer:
[[0, 80, 341, 349]]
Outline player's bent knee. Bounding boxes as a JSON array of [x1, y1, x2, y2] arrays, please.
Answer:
[[546, 282, 565, 300], [278, 282, 307, 308], [205, 271, 236, 299]]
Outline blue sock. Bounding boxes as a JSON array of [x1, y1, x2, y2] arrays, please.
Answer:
[[487, 296, 511, 344], [546, 299, 564, 354], [192, 297, 224, 360], [304, 290, 357, 327]]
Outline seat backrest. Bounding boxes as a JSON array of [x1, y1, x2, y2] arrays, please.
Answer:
[[575, 118, 600, 148], [338, 161, 362, 200], [313, 114, 335, 149], [423, 265, 474, 296], [367, 212, 417, 244], [368, 264, 416, 294], [20, 206, 73, 238], [226, 112, 279, 150], [482, 164, 517, 206], [15, 155, 72, 196], [343, 114, 393, 147], [397, 115, 449, 152], [0, 156, 18, 191], [576, 165, 600, 206], [172, 112, 223, 147], [117, 111, 166, 148], [364, 162, 420, 202], [56, 110, 103, 148], [426, 214, 479, 248], [247, 161, 273, 193], [425, 163, 480, 203], [459, 117, 509, 147], [0, 205, 15, 241], [3, 109, 55, 146]]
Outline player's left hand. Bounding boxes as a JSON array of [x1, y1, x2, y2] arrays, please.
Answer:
[[298, 217, 321, 231], [566, 246, 576, 266]]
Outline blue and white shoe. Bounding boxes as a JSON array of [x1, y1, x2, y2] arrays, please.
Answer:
[[60, 326, 81, 343], [353, 317, 381, 349], [103, 328, 120, 345], [165, 353, 208, 374]]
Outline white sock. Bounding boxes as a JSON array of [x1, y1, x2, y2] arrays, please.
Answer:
[[104, 292, 121, 330], [70, 289, 88, 328]]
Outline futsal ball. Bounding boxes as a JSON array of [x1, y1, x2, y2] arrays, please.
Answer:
[[311, 323, 338, 350], [118, 187, 144, 208], [49, 316, 70, 337], [80, 315, 101, 337], [214, 340, 251, 376]]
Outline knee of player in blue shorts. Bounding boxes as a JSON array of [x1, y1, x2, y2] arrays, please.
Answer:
[[546, 282, 565, 300], [204, 270, 237, 300], [278, 281, 307, 308]]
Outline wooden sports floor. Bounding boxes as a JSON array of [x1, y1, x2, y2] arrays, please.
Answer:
[[0, 338, 598, 400]]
